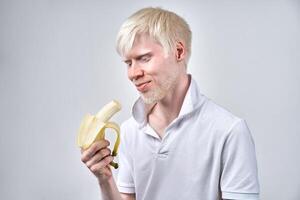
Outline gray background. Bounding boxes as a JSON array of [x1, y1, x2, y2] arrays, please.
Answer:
[[0, 0, 299, 199]]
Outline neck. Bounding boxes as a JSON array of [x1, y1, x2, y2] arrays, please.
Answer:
[[148, 73, 191, 126]]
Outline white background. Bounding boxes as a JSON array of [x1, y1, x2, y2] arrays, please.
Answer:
[[0, 0, 299, 199]]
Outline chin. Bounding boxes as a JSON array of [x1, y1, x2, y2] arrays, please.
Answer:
[[140, 89, 165, 104], [142, 97, 159, 105]]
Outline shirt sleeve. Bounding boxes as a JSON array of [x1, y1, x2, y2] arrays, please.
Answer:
[[220, 119, 260, 200], [116, 123, 135, 194]]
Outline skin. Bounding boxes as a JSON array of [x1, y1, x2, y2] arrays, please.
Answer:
[[80, 34, 189, 200], [124, 34, 190, 138]]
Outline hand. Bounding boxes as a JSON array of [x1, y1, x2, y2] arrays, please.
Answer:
[[81, 140, 114, 182]]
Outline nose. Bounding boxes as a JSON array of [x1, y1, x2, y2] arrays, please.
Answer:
[[128, 61, 144, 81]]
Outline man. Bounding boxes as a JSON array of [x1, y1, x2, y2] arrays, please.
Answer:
[[80, 7, 260, 200]]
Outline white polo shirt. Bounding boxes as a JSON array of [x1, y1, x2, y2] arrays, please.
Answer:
[[117, 77, 260, 200]]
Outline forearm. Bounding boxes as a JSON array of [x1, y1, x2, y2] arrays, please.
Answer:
[[99, 176, 123, 200]]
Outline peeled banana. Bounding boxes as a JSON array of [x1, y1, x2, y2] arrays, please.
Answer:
[[77, 100, 121, 169]]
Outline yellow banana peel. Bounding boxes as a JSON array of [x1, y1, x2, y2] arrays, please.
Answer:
[[77, 100, 121, 169]]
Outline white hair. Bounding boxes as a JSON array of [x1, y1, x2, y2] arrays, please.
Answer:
[[116, 7, 192, 65]]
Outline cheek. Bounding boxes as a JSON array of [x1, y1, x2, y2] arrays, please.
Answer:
[[145, 56, 175, 82], [147, 58, 165, 74], [127, 68, 133, 81]]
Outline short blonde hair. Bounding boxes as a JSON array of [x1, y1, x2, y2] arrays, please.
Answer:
[[116, 7, 192, 64]]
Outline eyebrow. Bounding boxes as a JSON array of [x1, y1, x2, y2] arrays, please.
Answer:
[[123, 52, 152, 63]]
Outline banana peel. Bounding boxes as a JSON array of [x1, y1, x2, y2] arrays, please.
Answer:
[[77, 100, 121, 169]]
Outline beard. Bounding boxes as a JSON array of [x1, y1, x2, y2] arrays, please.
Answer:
[[140, 70, 180, 104]]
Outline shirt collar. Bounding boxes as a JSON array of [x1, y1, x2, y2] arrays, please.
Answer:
[[132, 74, 204, 127]]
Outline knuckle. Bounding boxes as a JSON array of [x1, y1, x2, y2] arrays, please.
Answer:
[[100, 149, 110, 157], [86, 160, 93, 168], [105, 156, 113, 164], [99, 149, 106, 157], [92, 142, 100, 152], [94, 141, 104, 150], [90, 165, 98, 173], [81, 155, 87, 163]]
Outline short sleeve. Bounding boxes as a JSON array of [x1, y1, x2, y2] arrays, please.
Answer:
[[221, 119, 260, 200], [116, 124, 135, 194]]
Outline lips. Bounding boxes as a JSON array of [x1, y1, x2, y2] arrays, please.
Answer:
[[135, 81, 151, 92]]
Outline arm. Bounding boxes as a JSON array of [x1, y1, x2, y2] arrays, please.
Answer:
[[81, 140, 135, 200], [97, 175, 136, 200], [220, 119, 260, 200], [120, 193, 136, 200]]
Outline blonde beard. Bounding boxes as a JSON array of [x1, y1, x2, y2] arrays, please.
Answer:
[[140, 71, 179, 104], [141, 87, 165, 104]]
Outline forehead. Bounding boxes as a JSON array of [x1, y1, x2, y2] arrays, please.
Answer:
[[122, 34, 164, 60]]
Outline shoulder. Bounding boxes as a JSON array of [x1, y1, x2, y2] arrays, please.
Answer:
[[200, 97, 247, 137]]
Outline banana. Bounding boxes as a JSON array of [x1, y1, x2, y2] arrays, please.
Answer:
[[77, 100, 121, 169]]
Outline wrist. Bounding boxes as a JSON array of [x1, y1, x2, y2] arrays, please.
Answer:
[[98, 175, 114, 186]]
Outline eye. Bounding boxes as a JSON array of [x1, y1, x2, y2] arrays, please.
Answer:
[[125, 61, 132, 67], [140, 55, 151, 63]]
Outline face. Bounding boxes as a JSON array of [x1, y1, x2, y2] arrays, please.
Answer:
[[123, 34, 181, 104]]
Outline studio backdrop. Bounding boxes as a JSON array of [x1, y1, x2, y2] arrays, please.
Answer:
[[0, 0, 299, 199]]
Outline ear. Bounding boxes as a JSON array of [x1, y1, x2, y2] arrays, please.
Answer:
[[175, 41, 186, 62]]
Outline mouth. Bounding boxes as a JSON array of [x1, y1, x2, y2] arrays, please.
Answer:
[[135, 81, 151, 92]]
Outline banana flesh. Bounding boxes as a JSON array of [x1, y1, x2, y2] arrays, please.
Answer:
[[77, 100, 121, 169]]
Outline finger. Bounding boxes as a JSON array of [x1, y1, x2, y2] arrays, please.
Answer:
[[90, 156, 114, 174], [86, 148, 111, 168], [81, 140, 110, 163], [81, 140, 110, 162]]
